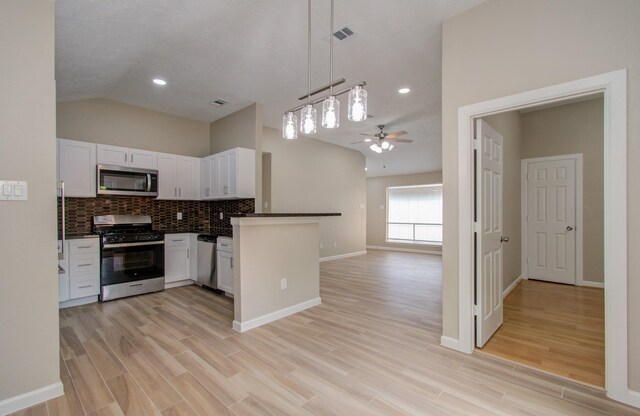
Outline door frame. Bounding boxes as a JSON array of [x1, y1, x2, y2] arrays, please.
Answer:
[[521, 154, 584, 286], [449, 70, 628, 404]]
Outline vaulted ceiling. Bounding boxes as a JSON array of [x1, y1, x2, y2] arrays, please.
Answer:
[[56, 0, 485, 176]]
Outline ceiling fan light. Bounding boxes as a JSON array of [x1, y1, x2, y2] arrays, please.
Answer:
[[381, 141, 390, 150], [300, 104, 317, 134], [347, 85, 367, 122], [322, 96, 340, 129], [388, 144, 394, 151], [364, 138, 372, 142], [282, 112, 298, 140]]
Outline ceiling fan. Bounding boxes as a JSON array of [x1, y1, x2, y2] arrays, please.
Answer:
[[351, 125, 413, 153]]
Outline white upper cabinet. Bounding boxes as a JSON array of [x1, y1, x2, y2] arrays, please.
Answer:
[[97, 144, 157, 170], [57, 138, 97, 197], [157, 153, 200, 200], [201, 147, 255, 200]]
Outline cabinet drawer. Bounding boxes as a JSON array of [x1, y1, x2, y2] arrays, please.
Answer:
[[70, 275, 99, 298], [165, 234, 189, 247], [217, 237, 233, 253], [69, 239, 99, 254], [69, 254, 99, 276]]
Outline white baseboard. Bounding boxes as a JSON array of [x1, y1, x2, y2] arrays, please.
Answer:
[[622, 389, 640, 408], [366, 245, 442, 256], [59, 295, 98, 309], [320, 251, 367, 262], [164, 280, 195, 289], [440, 335, 466, 352], [503, 276, 523, 298], [233, 297, 321, 332], [581, 281, 604, 289], [0, 381, 63, 415]]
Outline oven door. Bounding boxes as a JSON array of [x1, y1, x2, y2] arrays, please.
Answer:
[[101, 241, 165, 286], [97, 164, 158, 197]]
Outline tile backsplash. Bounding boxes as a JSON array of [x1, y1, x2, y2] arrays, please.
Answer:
[[58, 196, 255, 235]]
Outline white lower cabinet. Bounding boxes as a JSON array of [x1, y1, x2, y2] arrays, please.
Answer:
[[216, 237, 234, 294], [59, 238, 100, 306], [165, 234, 191, 284]]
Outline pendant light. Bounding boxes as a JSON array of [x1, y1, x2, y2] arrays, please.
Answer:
[[300, 0, 317, 135], [282, 0, 367, 139], [282, 112, 298, 140]]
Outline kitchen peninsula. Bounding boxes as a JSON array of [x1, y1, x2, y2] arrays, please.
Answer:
[[230, 213, 340, 332]]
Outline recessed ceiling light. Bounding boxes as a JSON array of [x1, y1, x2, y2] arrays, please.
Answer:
[[153, 78, 167, 86], [398, 87, 410, 94]]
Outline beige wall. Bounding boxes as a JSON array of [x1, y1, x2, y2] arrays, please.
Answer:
[[483, 112, 522, 291], [210, 103, 263, 210], [0, 0, 60, 403], [442, 0, 640, 389], [57, 99, 210, 157], [366, 172, 442, 252], [522, 98, 604, 283], [262, 127, 367, 258]]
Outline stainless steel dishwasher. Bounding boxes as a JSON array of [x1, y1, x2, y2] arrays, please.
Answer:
[[197, 235, 217, 289]]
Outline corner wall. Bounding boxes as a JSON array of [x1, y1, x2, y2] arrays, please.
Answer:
[[262, 127, 367, 259], [442, 0, 640, 390], [0, 0, 60, 407], [366, 172, 442, 253], [57, 99, 211, 157]]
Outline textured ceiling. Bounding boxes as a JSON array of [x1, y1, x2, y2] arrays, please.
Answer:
[[56, 0, 485, 177]]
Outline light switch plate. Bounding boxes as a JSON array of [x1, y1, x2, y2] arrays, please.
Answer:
[[0, 180, 28, 201], [177, 212, 183, 220]]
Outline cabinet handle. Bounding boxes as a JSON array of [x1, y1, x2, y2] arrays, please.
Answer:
[[187, 249, 190, 259], [172, 239, 184, 242], [129, 283, 143, 287], [174, 187, 177, 197], [179, 188, 181, 197], [125, 153, 128, 163], [77, 245, 92, 249], [131, 154, 134, 164], [78, 285, 92, 289], [78, 263, 92, 267], [231, 258, 233, 268], [224, 185, 228, 195], [206, 188, 210, 197]]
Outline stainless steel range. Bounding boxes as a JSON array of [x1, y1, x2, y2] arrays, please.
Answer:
[[93, 215, 165, 301]]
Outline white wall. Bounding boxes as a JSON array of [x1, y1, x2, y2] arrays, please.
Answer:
[[442, 0, 640, 390], [57, 98, 211, 157], [262, 127, 367, 259], [0, 0, 60, 405], [366, 172, 442, 252]]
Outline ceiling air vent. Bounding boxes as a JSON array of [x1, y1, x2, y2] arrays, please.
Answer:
[[209, 99, 227, 107], [332, 26, 356, 41]]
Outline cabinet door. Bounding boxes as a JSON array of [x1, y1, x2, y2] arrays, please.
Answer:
[[216, 250, 234, 294], [165, 245, 190, 283], [210, 156, 221, 198], [58, 139, 97, 197], [176, 157, 197, 200], [157, 154, 177, 199], [97, 144, 128, 166], [129, 149, 157, 170], [201, 158, 211, 199], [226, 150, 237, 197], [219, 153, 230, 197]]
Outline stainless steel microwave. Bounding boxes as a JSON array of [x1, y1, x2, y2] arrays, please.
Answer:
[[97, 164, 158, 197]]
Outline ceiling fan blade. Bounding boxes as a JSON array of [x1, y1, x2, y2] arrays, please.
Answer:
[[360, 133, 376, 137], [387, 138, 413, 143], [350, 140, 366, 145], [385, 131, 408, 139]]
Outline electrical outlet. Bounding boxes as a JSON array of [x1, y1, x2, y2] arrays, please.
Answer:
[[264, 201, 269, 209], [219, 212, 224, 220], [320, 243, 324, 249], [333, 242, 337, 248], [280, 278, 287, 290], [379, 205, 385, 210], [177, 212, 183, 220], [360, 203, 365, 209]]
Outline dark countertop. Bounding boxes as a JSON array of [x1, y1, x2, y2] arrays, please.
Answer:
[[64, 233, 99, 239], [230, 213, 341, 218], [162, 228, 232, 237]]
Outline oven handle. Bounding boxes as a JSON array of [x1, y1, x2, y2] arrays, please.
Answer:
[[103, 241, 165, 249]]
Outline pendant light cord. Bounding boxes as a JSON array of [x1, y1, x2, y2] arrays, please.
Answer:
[[307, 0, 311, 103], [329, 0, 334, 96]]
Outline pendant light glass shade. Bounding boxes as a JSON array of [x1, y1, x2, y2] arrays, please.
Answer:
[[322, 96, 340, 129], [282, 112, 298, 140], [381, 141, 390, 150], [300, 104, 317, 134], [370, 143, 382, 153], [347, 85, 367, 121]]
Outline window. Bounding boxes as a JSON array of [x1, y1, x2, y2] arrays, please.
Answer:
[[387, 184, 443, 244]]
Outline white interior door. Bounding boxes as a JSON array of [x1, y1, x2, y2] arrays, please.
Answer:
[[525, 158, 576, 284], [476, 119, 504, 348]]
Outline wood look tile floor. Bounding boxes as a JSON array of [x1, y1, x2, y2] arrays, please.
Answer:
[[13, 251, 638, 415], [479, 279, 605, 387]]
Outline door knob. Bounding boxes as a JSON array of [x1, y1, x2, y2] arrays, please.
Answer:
[[500, 236, 510, 243], [566, 226, 574, 231]]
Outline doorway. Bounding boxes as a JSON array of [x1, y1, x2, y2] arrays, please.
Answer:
[[475, 98, 605, 386], [449, 70, 629, 403]]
